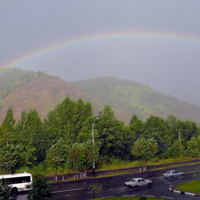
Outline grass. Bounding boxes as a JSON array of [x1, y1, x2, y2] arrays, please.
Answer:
[[174, 180, 200, 193], [15, 164, 74, 177], [48, 159, 200, 183], [3, 156, 199, 181], [95, 197, 166, 200], [100, 156, 199, 171]]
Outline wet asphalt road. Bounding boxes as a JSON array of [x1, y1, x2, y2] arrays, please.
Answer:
[[17, 164, 200, 200]]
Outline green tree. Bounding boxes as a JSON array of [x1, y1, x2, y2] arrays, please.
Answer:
[[15, 109, 43, 162], [166, 115, 177, 127], [68, 141, 100, 177], [88, 183, 102, 200], [171, 119, 199, 145], [139, 196, 147, 200], [131, 137, 158, 171], [142, 138, 158, 170], [112, 122, 134, 161], [129, 114, 144, 140], [131, 137, 145, 171], [96, 104, 124, 162], [186, 136, 200, 158], [0, 107, 16, 148], [0, 179, 13, 200], [46, 139, 68, 181], [27, 173, 52, 200], [43, 96, 93, 146], [163, 139, 185, 158], [0, 144, 23, 174], [21, 144, 37, 170], [1, 107, 16, 132], [143, 115, 169, 154]]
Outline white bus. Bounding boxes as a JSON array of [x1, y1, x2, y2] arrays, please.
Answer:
[[0, 172, 32, 194]]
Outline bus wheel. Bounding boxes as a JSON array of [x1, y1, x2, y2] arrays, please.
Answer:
[[11, 188, 18, 195]]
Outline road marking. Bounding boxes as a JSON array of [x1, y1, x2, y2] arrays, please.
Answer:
[[161, 196, 174, 199], [53, 188, 84, 193]]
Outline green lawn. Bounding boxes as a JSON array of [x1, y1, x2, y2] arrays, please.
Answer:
[[95, 197, 166, 200], [174, 180, 200, 193], [13, 156, 200, 177]]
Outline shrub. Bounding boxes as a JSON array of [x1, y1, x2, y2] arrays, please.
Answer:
[[27, 173, 52, 200], [139, 196, 147, 200]]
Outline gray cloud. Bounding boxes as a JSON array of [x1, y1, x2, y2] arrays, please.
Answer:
[[1, 0, 200, 105]]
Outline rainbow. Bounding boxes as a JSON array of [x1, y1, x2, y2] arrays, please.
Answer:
[[1, 30, 200, 74]]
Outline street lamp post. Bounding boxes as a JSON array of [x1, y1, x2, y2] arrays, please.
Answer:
[[92, 117, 99, 177]]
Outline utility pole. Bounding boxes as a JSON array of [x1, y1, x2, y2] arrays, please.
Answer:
[[92, 111, 101, 178], [92, 118, 99, 177], [178, 128, 181, 152]]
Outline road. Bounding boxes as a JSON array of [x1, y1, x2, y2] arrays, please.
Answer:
[[18, 164, 200, 200]]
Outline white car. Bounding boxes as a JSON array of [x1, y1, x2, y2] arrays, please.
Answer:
[[125, 178, 152, 188], [163, 170, 184, 179]]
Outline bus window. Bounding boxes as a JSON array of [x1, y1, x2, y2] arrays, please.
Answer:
[[5, 176, 31, 184]]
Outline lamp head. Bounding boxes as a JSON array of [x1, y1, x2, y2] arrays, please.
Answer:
[[93, 118, 99, 123]]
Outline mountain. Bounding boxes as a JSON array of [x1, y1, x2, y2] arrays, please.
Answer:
[[1, 69, 200, 124], [0, 69, 131, 123], [0, 75, 104, 122], [0, 68, 47, 109], [71, 77, 200, 123]]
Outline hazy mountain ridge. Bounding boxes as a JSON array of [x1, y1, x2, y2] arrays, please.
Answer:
[[0, 69, 200, 124], [0, 75, 104, 122], [71, 77, 200, 122]]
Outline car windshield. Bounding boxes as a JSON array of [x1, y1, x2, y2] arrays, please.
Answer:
[[166, 170, 172, 174], [130, 179, 135, 182]]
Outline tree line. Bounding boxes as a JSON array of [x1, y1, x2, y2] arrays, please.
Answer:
[[0, 96, 199, 177], [0, 68, 47, 102]]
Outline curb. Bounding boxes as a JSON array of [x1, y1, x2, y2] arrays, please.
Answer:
[[169, 185, 199, 197], [49, 169, 158, 185], [47, 159, 200, 179], [49, 162, 200, 185]]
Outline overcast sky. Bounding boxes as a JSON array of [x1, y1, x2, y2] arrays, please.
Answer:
[[1, 1, 200, 105]]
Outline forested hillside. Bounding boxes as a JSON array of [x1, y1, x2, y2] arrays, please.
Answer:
[[0, 75, 104, 122], [0, 69, 130, 123], [1, 69, 200, 124], [0, 68, 47, 109], [71, 77, 200, 123]]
